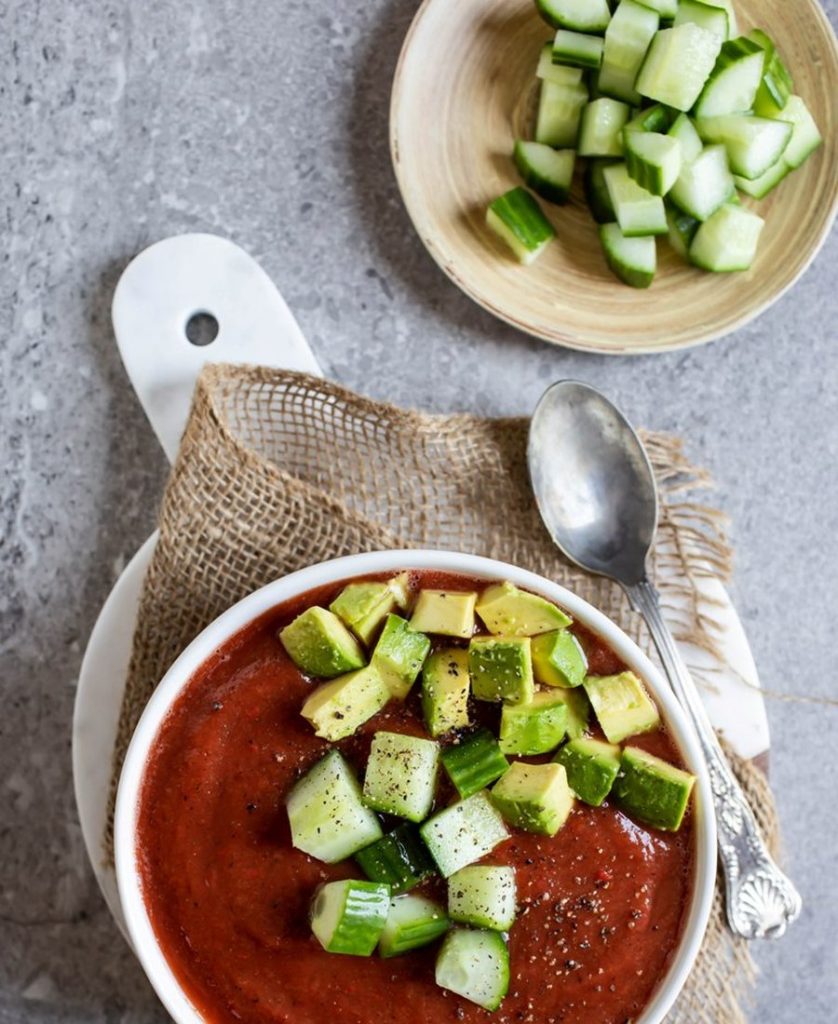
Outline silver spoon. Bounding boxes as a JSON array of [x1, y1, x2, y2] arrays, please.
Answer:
[[528, 379, 801, 940]]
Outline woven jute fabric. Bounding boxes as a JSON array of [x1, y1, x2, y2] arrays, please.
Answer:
[[108, 363, 779, 1023]]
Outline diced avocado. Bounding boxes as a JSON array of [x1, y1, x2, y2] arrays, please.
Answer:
[[583, 670, 660, 743], [363, 731, 440, 822], [614, 746, 696, 831], [531, 629, 588, 688], [371, 614, 431, 699], [409, 590, 477, 638], [554, 737, 620, 806], [468, 636, 534, 705], [422, 648, 471, 737], [475, 581, 572, 636], [330, 581, 398, 646], [499, 691, 568, 755], [300, 664, 390, 741], [549, 686, 591, 739], [388, 572, 412, 611], [490, 762, 575, 836], [280, 606, 366, 678]]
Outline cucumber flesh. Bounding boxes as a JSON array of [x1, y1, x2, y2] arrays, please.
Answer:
[[435, 929, 510, 1011], [448, 865, 517, 931], [513, 141, 576, 204], [625, 132, 682, 195], [665, 206, 700, 258], [536, 0, 611, 33], [668, 143, 734, 220], [419, 791, 509, 878], [774, 95, 822, 169], [733, 159, 790, 199], [749, 29, 793, 115], [578, 98, 631, 157], [599, 223, 656, 288], [536, 43, 584, 86], [362, 731, 440, 822], [486, 188, 555, 264], [598, 0, 660, 105], [379, 895, 449, 958], [552, 29, 604, 70], [636, 24, 722, 111], [667, 112, 703, 163], [689, 202, 764, 271], [637, 0, 678, 18], [673, 0, 728, 39], [695, 114, 792, 179], [603, 163, 668, 236], [535, 79, 588, 148], [311, 880, 391, 956], [584, 158, 619, 223], [694, 37, 765, 118]]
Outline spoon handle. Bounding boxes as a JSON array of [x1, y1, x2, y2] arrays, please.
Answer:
[[625, 579, 802, 940]]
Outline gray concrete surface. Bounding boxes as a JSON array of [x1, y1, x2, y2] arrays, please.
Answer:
[[1, 0, 836, 1021]]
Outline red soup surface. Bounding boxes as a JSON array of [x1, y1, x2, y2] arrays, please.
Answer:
[[137, 570, 695, 1024]]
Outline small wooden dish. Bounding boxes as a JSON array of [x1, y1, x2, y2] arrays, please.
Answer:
[[390, 0, 838, 354]]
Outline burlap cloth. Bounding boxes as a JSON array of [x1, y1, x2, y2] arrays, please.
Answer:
[[108, 363, 780, 1023]]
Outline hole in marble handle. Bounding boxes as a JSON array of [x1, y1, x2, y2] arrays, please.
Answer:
[[185, 311, 220, 347]]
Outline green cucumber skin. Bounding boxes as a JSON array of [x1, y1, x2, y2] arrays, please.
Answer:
[[553, 30, 605, 70], [513, 141, 575, 204], [599, 224, 656, 288], [536, 0, 611, 33], [693, 36, 765, 118], [355, 824, 436, 893], [441, 728, 509, 799], [666, 206, 700, 258], [311, 880, 391, 956], [379, 896, 450, 958], [487, 187, 555, 263], [585, 159, 619, 223]]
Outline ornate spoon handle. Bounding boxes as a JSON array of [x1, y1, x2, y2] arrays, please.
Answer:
[[626, 579, 802, 939]]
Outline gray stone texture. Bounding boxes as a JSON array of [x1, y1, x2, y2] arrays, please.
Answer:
[[1, 0, 836, 1021]]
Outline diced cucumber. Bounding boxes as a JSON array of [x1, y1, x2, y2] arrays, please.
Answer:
[[499, 690, 569, 755], [531, 628, 588, 688], [625, 132, 682, 194], [695, 114, 792, 179], [578, 98, 631, 157], [363, 731, 440, 822], [311, 879, 391, 956], [372, 614, 431, 699], [613, 746, 696, 831], [441, 728, 509, 798], [420, 792, 509, 878], [689, 203, 764, 271], [666, 205, 700, 257], [749, 29, 793, 115], [667, 112, 704, 163], [379, 895, 449, 958], [705, 0, 737, 37], [448, 866, 517, 931], [598, 0, 659, 105], [733, 159, 790, 199], [636, 24, 722, 111], [694, 37, 766, 118], [774, 95, 822, 168], [637, 0, 678, 18], [673, 0, 728, 39], [624, 103, 672, 136], [599, 223, 657, 288], [552, 29, 605, 70], [603, 163, 668, 236], [435, 929, 510, 1011], [301, 664, 390, 741], [422, 648, 471, 737], [584, 158, 619, 223], [536, 0, 611, 33], [536, 43, 585, 86], [486, 188, 556, 265], [554, 737, 621, 806], [668, 143, 734, 220], [513, 141, 576, 204], [536, 79, 589, 147], [287, 750, 383, 863], [356, 823, 436, 893]]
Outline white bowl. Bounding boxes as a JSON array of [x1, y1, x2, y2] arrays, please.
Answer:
[[115, 549, 717, 1024]]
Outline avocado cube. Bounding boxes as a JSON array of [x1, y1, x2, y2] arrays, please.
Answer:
[[330, 581, 398, 646], [280, 606, 366, 678], [499, 691, 568, 755], [531, 629, 588, 688], [409, 590, 477, 638], [614, 746, 696, 831], [422, 649, 471, 737], [475, 581, 572, 636], [549, 686, 591, 740], [583, 671, 660, 743], [554, 737, 620, 806], [469, 636, 534, 705], [300, 664, 390, 741], [363, 731, 440, 822], [490, 762, 575, 836], [371, 614, 431, 699]]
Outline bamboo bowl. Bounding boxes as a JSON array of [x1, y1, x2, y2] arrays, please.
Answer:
[[390, 0, 838, 354]]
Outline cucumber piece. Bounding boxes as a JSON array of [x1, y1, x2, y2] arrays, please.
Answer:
[[311, 879, 391, 956], [499, 690, 568, 755], [371, 613, 431, 700], [356, 823, 436, 893], [705, 0, 737, 38], [624, 103, 673, 136], [733, 159, 790, 198], [379, 895, 449, 957], [513, 141, 576, 203], [603, 163, 667, 236], [584, 158, 619, 223], [531, 628, 588, 688], [536, 0, 611, 33], [435, 928, 510, 1011], [535, 78, 589, 147], [552, 28, 605, 70], [469, 636, 535, 704], [695, 114, 792, 179], [583, 670, 660, 742], [448, 866, 517, 931], [667, 112, 704, 162], [666, 205, 700, 257], [599, 223, 656, 288], [420, 792, 509, 878], [280, 605, 366, 678], [613, 746, 696, 831], [554, 737, 621, 806], [774, 95, 822, 169], [749, 29, 793, 115], [637, 0, 678, 18], [673, 0, 728, 39], [536, 43, 585, 85], [668, 143, 734, 220], [693, 36, 764, 117], [490, 761, 575, 836], [422, 648, 471, 737], [363, 731, 440, 822], [636, 24, 722, 112], [301, 664, 390, 741], [441, 728, 509, 798], [625, 132, 682, 194], [287, 749, 383, 863], [598, 0, 659, 105], [689, 203, 764, 271], [578, 97, 631, 157]]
